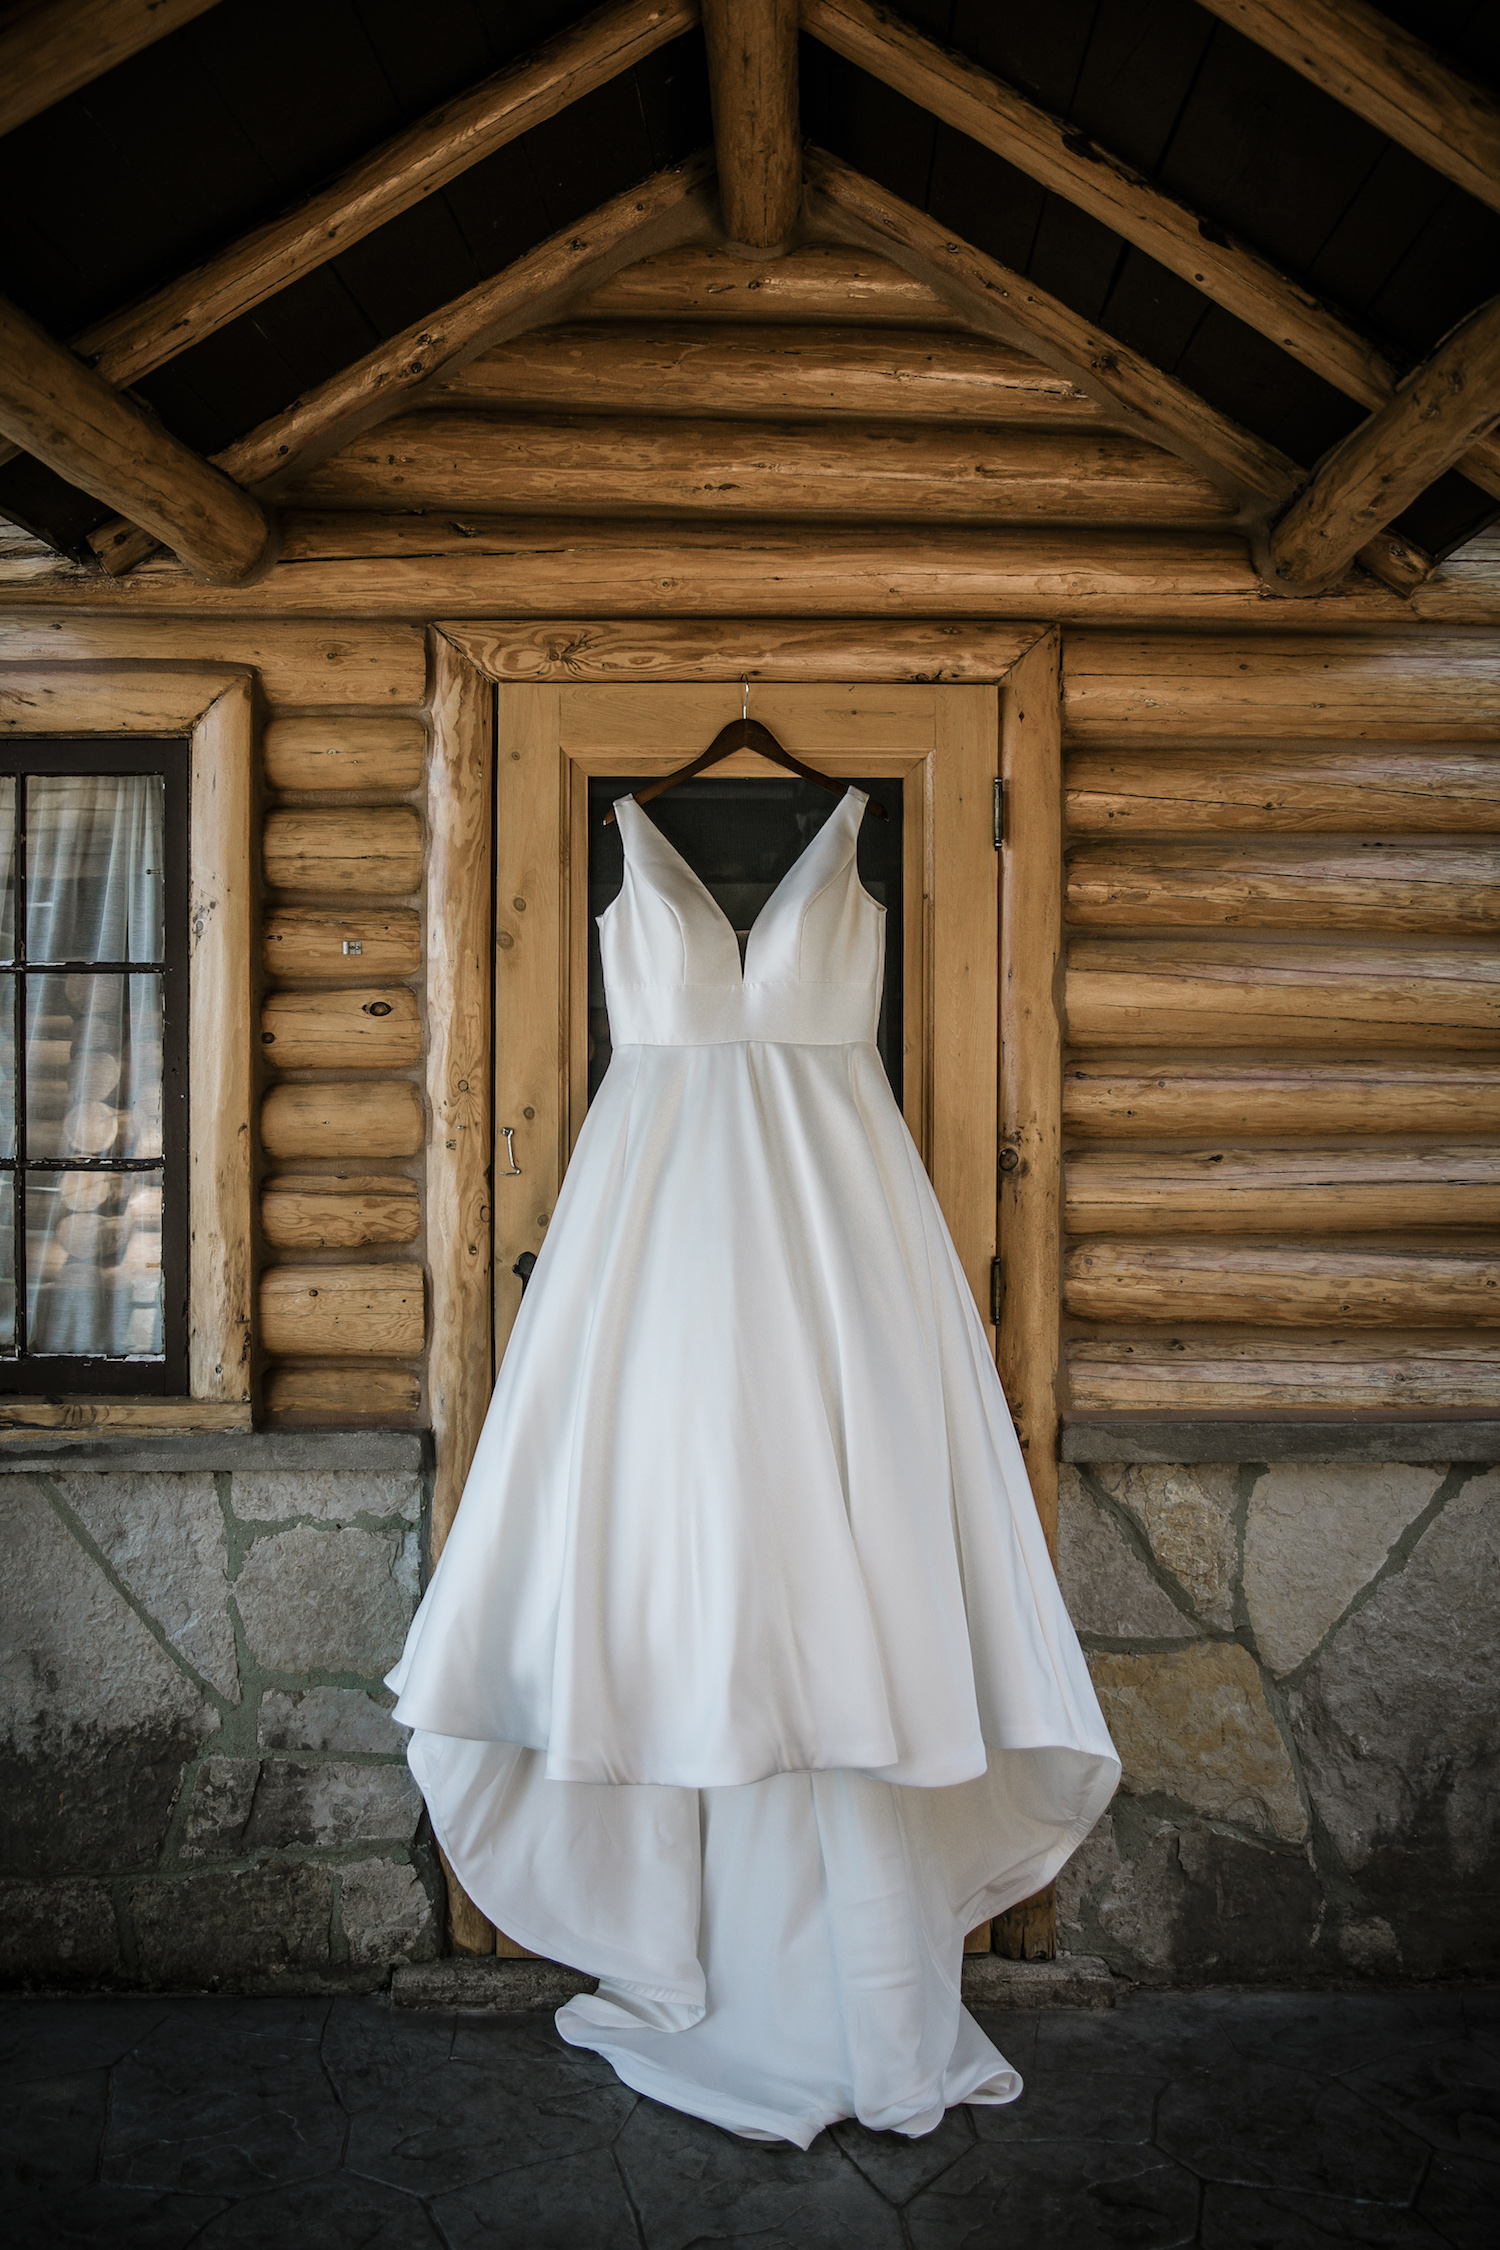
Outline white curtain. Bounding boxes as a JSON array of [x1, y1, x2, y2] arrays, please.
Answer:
[[17, 775, 166, 1359]]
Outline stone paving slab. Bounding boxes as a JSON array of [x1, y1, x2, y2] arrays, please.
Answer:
[[2, 1988, 1494, 2247]]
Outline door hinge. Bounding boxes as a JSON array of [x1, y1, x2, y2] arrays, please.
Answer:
[[993, 777, 1004, 848], [990, 1256, 1004, 1325]]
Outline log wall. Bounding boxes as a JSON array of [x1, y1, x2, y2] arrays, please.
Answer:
[[1058, 634, 1500, 1421], [255, 696, 431, 1429]]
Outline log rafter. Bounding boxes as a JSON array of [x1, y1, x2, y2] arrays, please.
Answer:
[[1270, 292, 1500, 593], [1197, 0, 1500, 217], [0, 290, 268, 581], [801, 0, 1500, 507], [0, 0, 222, 138]]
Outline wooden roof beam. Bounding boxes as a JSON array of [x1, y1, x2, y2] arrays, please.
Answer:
[[0, 0, 222, 138], [1270, 292, 1500, 595], [1197, 0, 1500, 216], [60, 0, 698, 397], [804, 149, 1427, 600], [702, 0, 800, 247], [0, 291, 267, 581], [803, 146, 1298, 510], [801, 0, 1500, 508], [88, 154, 717, 574]]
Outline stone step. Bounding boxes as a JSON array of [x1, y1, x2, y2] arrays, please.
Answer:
[[391, 1951, 1119, 2013]]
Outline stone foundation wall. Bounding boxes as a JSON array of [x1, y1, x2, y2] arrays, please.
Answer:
[[0, 1436, 440, 1991], [1056, 1458, 1499, 1985], [5, 1436, 1494, 1992]]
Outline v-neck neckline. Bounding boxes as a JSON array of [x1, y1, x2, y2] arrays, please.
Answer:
[[618, 788, 863, 980]]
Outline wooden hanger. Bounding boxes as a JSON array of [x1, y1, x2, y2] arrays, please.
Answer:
[[602, 697, 888, 825]]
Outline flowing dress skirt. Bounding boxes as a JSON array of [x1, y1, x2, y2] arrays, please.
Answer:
[[389, 1041, 1118, 2143]]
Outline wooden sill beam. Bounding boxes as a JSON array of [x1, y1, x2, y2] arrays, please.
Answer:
[[702, 0, 800, 247], [0, 291, 267, 581], [1270, 291, 1500, 594], [800, 0, 1500, 509], [1197, 0, 1500, 217], [86, 154, 716, 571], [0, 0, 222, 138]]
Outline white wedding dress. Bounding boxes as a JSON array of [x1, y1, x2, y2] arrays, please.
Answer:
[[389, 787, 1118, 2146]]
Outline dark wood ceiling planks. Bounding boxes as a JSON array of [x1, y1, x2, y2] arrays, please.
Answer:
[[1, 0, 1499, 577]]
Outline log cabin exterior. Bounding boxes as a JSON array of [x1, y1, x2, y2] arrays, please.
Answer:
[[0, 0, 1496, 1992]]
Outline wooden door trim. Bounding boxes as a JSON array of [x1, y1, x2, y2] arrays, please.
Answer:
[[442, 618, 1048, 684]]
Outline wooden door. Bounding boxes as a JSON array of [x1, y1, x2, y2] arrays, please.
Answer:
[[492, 682, 1000, 1363]]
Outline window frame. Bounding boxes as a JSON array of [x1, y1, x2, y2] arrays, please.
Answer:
[[0, 666, 253, 1433], [0, 737, 190, 1392]]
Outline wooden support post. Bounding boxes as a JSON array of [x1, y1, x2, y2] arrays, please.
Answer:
[[1197, 0, 1500, 217], [0, 292, 269, 582], [1269, 292, 1500, 593], [0, 0, 222, 138], [702, 0, 800, 247], [998, 631, 1063, 1554], [427, 636, 495, 1559]]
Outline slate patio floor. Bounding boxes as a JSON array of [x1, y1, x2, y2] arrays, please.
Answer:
[[3, 1986, 1495, 2247]]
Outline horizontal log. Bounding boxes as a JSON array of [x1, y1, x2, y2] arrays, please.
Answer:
[[263, 716, 425, 794], [263, 807, 423, 894], [580, 242, 959, 322], [441, 617, 1043, 683], [260, 988, 422, 1071], [1062, 1061, 1500, 1140], [1065, 843, 1500, 933], [1063, 635, 1500, 741], [259, 1263, 425, 1358], [1066, 941, 1500, 1049], [263, 908, 422, 983], [1066, 748, 1500, 833], [0, 615, 426, 704], [437, 322, 1102, 422], [263, 1363, 422, 1424], [1065, 1147, 1500, 1234], [1067, 1338, 1500, 1413], [261, 1082, 424, 1159], [123, 513, 1260, 619], [262, 1173, 420, 1250], [292, 412, 1231, 524], [1065, 1240, 1500, 1326]]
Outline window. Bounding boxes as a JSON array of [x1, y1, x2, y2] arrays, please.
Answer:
[[1, 741, 189, 1392]]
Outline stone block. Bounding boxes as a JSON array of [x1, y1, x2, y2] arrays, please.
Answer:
[[48, 1471, 239, 1700], [0, 1478, 215, 1878], [129, 1863, 333, 1986], [182, 1756, 422, 1857], [230, 1470, 421, 1525], [1085, 1818, 1323, 1981], [258, 1687, 405, 1755], [1089, 1642, 1308, 1842], [232, 1523, 414, 1676], [1288, 1471, 1500, 1975], [339, 1857, 439, 1967], [1057, 1467, 1197, 1641], [1244, 1461, 1444, 1677], [0, 1880, 122, 1982], [1094, 1464, 1239, 1630]]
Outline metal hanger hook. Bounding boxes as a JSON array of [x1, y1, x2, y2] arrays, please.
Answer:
[[742, 676, 748, 723]]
